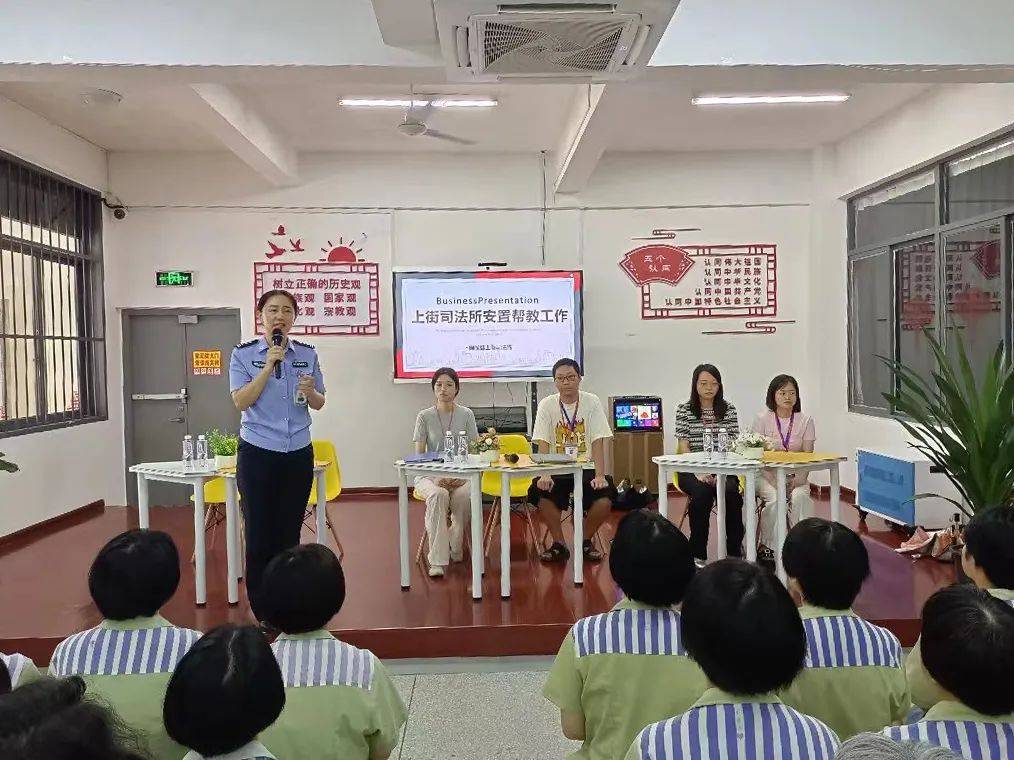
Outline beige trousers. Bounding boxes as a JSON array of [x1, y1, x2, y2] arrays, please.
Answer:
[[414, 476, 471, 567], [756, 477, 813, 549]]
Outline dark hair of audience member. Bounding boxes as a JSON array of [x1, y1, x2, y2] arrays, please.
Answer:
[[164, 624, 284, 757], [260, 544, 346, 634], [963, 505, 1014, 589], [920, 584, 1014, 716], [609, 510, 696, 607], [0, 660, 10, 696], [0, 675, 147, 759], [681, 558, 805, 695], [88, 529, 181, 620], [782, 518, 871, 610]]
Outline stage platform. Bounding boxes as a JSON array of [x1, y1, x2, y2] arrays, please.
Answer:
[[0, 492, 956, 666]]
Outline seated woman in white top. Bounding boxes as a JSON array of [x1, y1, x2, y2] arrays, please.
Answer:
[[751, 374, 816, 563], [412, 367, 479, 578], [164, 625, 285, 760]]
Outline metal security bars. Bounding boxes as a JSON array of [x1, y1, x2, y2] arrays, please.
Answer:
[[0, 152, 106, 436]]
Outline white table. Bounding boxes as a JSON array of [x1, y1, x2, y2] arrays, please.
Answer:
[[765, 457, 847, 580], [654, 453, 763, 563], [395, 460, 594, 600], [130, 461, 328, 606]]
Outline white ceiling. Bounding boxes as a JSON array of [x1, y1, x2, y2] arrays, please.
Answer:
[[0, 78, 935, 154]]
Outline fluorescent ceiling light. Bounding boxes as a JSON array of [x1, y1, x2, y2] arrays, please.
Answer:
[[338, 98, 497, 108], [692, 94, 851, 106]]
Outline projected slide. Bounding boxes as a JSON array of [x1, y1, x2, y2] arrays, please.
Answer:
[[393, 270, 583, 379]]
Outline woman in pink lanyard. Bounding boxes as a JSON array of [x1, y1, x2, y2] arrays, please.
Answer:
[[751, 374, 816, 564]]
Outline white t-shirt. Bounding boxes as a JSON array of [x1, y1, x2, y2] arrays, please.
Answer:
[[532, 391, 612, 456]]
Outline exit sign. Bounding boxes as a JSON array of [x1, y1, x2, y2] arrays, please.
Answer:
[[156, 270, 194, 287]]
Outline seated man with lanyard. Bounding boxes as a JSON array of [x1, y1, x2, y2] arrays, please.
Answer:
[[884, 584, 1014, 757], [528, 358, 617, 563], [258, 543, 407, 759], [49, 530, 202, 760], [778, 518, 910, 739], [626, 559, 840, 760], [544, 509, 706, 760]]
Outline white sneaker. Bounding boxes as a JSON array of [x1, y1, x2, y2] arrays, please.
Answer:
[[694, 558, 707, 569], [428, 566, 445, 578]]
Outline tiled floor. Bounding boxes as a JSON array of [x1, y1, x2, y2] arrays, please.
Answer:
[[391, 669, 580, 760]]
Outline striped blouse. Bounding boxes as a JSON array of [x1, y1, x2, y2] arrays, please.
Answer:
[[673, 402, 740, 452], [883, 705, 1014, 759]]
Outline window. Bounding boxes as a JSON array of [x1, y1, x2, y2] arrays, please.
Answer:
[[847, 133, 1014, 417], [0, 153, 105, 436], [848, 249, 893, 412]]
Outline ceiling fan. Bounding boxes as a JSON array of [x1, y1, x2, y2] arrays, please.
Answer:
[[396, 88, 475, 146]]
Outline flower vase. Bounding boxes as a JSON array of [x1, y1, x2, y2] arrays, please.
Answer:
[[739, 447, 764, 460], [481, 450, 499, 465]]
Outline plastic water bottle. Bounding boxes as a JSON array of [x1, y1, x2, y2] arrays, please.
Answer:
[[443, 430, 455, 461], [457, 431, 468, 464], [716, 427, 729, 458], [703, 428, 714, 456], [195, 435, 208, 470], [182, 435, 194, 470]]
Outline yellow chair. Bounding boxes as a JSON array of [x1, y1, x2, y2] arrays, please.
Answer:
[[302, 440, 344, 559], [190, 478, 238, 564], [480, 434, 541, 558]]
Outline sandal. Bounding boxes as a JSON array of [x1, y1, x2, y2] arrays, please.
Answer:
[[583, 540, 603, 562], [540, 542, 571, 563]]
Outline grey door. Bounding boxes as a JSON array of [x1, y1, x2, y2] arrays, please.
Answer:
[[124, 310, 241, 505]]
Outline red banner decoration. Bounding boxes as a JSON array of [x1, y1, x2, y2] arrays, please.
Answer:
[[254, 261, 380, 336], [972, 240, 1000, 280], [619, 245, 694, 287]]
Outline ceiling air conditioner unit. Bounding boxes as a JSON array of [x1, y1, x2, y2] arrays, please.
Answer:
[[435, 1, 679, 82]]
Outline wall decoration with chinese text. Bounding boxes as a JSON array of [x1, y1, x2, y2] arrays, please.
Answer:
[[254, 261, 380, 336]]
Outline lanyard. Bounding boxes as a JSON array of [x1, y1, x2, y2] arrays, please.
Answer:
[[559, 396, 580, 433], [436, 404, 455, 437], [775, 412, 794, 450]]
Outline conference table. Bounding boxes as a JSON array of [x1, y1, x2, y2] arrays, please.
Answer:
[[653, 452, 846, 581], [394, 458, 594, 600], [129, 460, 329, 605]]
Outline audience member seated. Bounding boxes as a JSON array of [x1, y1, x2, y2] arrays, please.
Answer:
[[257, 544, 407, 759], [907, 505, 1014, 709], [164, 624, 284, 760], [48, 529, 201, 760], [884, 585, 1014, 758], [0, 674, 148, 759], [627, 559, 840, 759], [750, 374, 816, 563], [543, 509, 707, 760], [778, 518, 909, 738], [836, 733, 962, 759], [0, 651, 41, 692], [672, 364, 744, 562]]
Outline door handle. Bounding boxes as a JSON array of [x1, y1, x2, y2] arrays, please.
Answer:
[[168, 416, 185, 423]]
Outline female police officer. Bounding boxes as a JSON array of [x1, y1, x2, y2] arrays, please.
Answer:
[[230, 289, 325, 620]]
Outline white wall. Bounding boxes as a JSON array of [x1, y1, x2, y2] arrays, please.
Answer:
[[103, 148, 814, 496], [810, 83, 1014, 489], [0, 95, 123, 536]]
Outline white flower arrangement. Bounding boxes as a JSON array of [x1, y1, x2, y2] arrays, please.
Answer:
[[733, 431, 772, 458]]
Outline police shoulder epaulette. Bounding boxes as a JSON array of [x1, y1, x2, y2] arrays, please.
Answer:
[[235, 339, 258, 349], [292, 339, 315, 350]]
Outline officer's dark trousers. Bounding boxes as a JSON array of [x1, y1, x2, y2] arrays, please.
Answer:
[[237, 439, 314, 620]]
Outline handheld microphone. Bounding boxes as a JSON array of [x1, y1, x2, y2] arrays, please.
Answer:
[[271, 328, 283, 379]]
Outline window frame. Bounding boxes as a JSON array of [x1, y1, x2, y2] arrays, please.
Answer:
[[847, 246, 895, 417], [0, 150, 107, 438]]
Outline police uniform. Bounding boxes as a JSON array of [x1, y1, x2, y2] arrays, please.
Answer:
[[778, 605, 910, 740], [626, 688, 841, 760], [883, 701, 1014, 758], [229, 336, 325, 617], [543, 598, 708, 760], [907, 587, 1014, 710], [260, 630, 407, 759], [1, 651, 42, 689], [49, 615, 202, 760]]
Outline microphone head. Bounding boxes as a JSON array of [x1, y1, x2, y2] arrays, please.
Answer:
[[271, 328, 283, 345]]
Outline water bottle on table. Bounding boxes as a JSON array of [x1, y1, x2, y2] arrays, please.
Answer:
[[457, 430, 468, 464], [716, 427, 729, 458], [443, 430, 455, 462], [182, 435, 194, 470], [196, 434, 208, 470], [703, 428, 714, 456]]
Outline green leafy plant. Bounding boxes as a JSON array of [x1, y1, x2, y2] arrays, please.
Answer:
[[206, 429, 239, 457], [0, 451, 18, 474], [882, 331, 1014, 517], [468, 428, 500, 455]]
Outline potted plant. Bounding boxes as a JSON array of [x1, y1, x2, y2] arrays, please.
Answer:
[[882, 331, 1014, 520], [207, 429, 239, 470], [0, 452, 18, 474], [732, 431, 770, 460], [469, 428, 500, 465]]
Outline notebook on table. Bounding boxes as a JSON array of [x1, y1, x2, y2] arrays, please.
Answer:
[[403, 453, 444, 464]]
